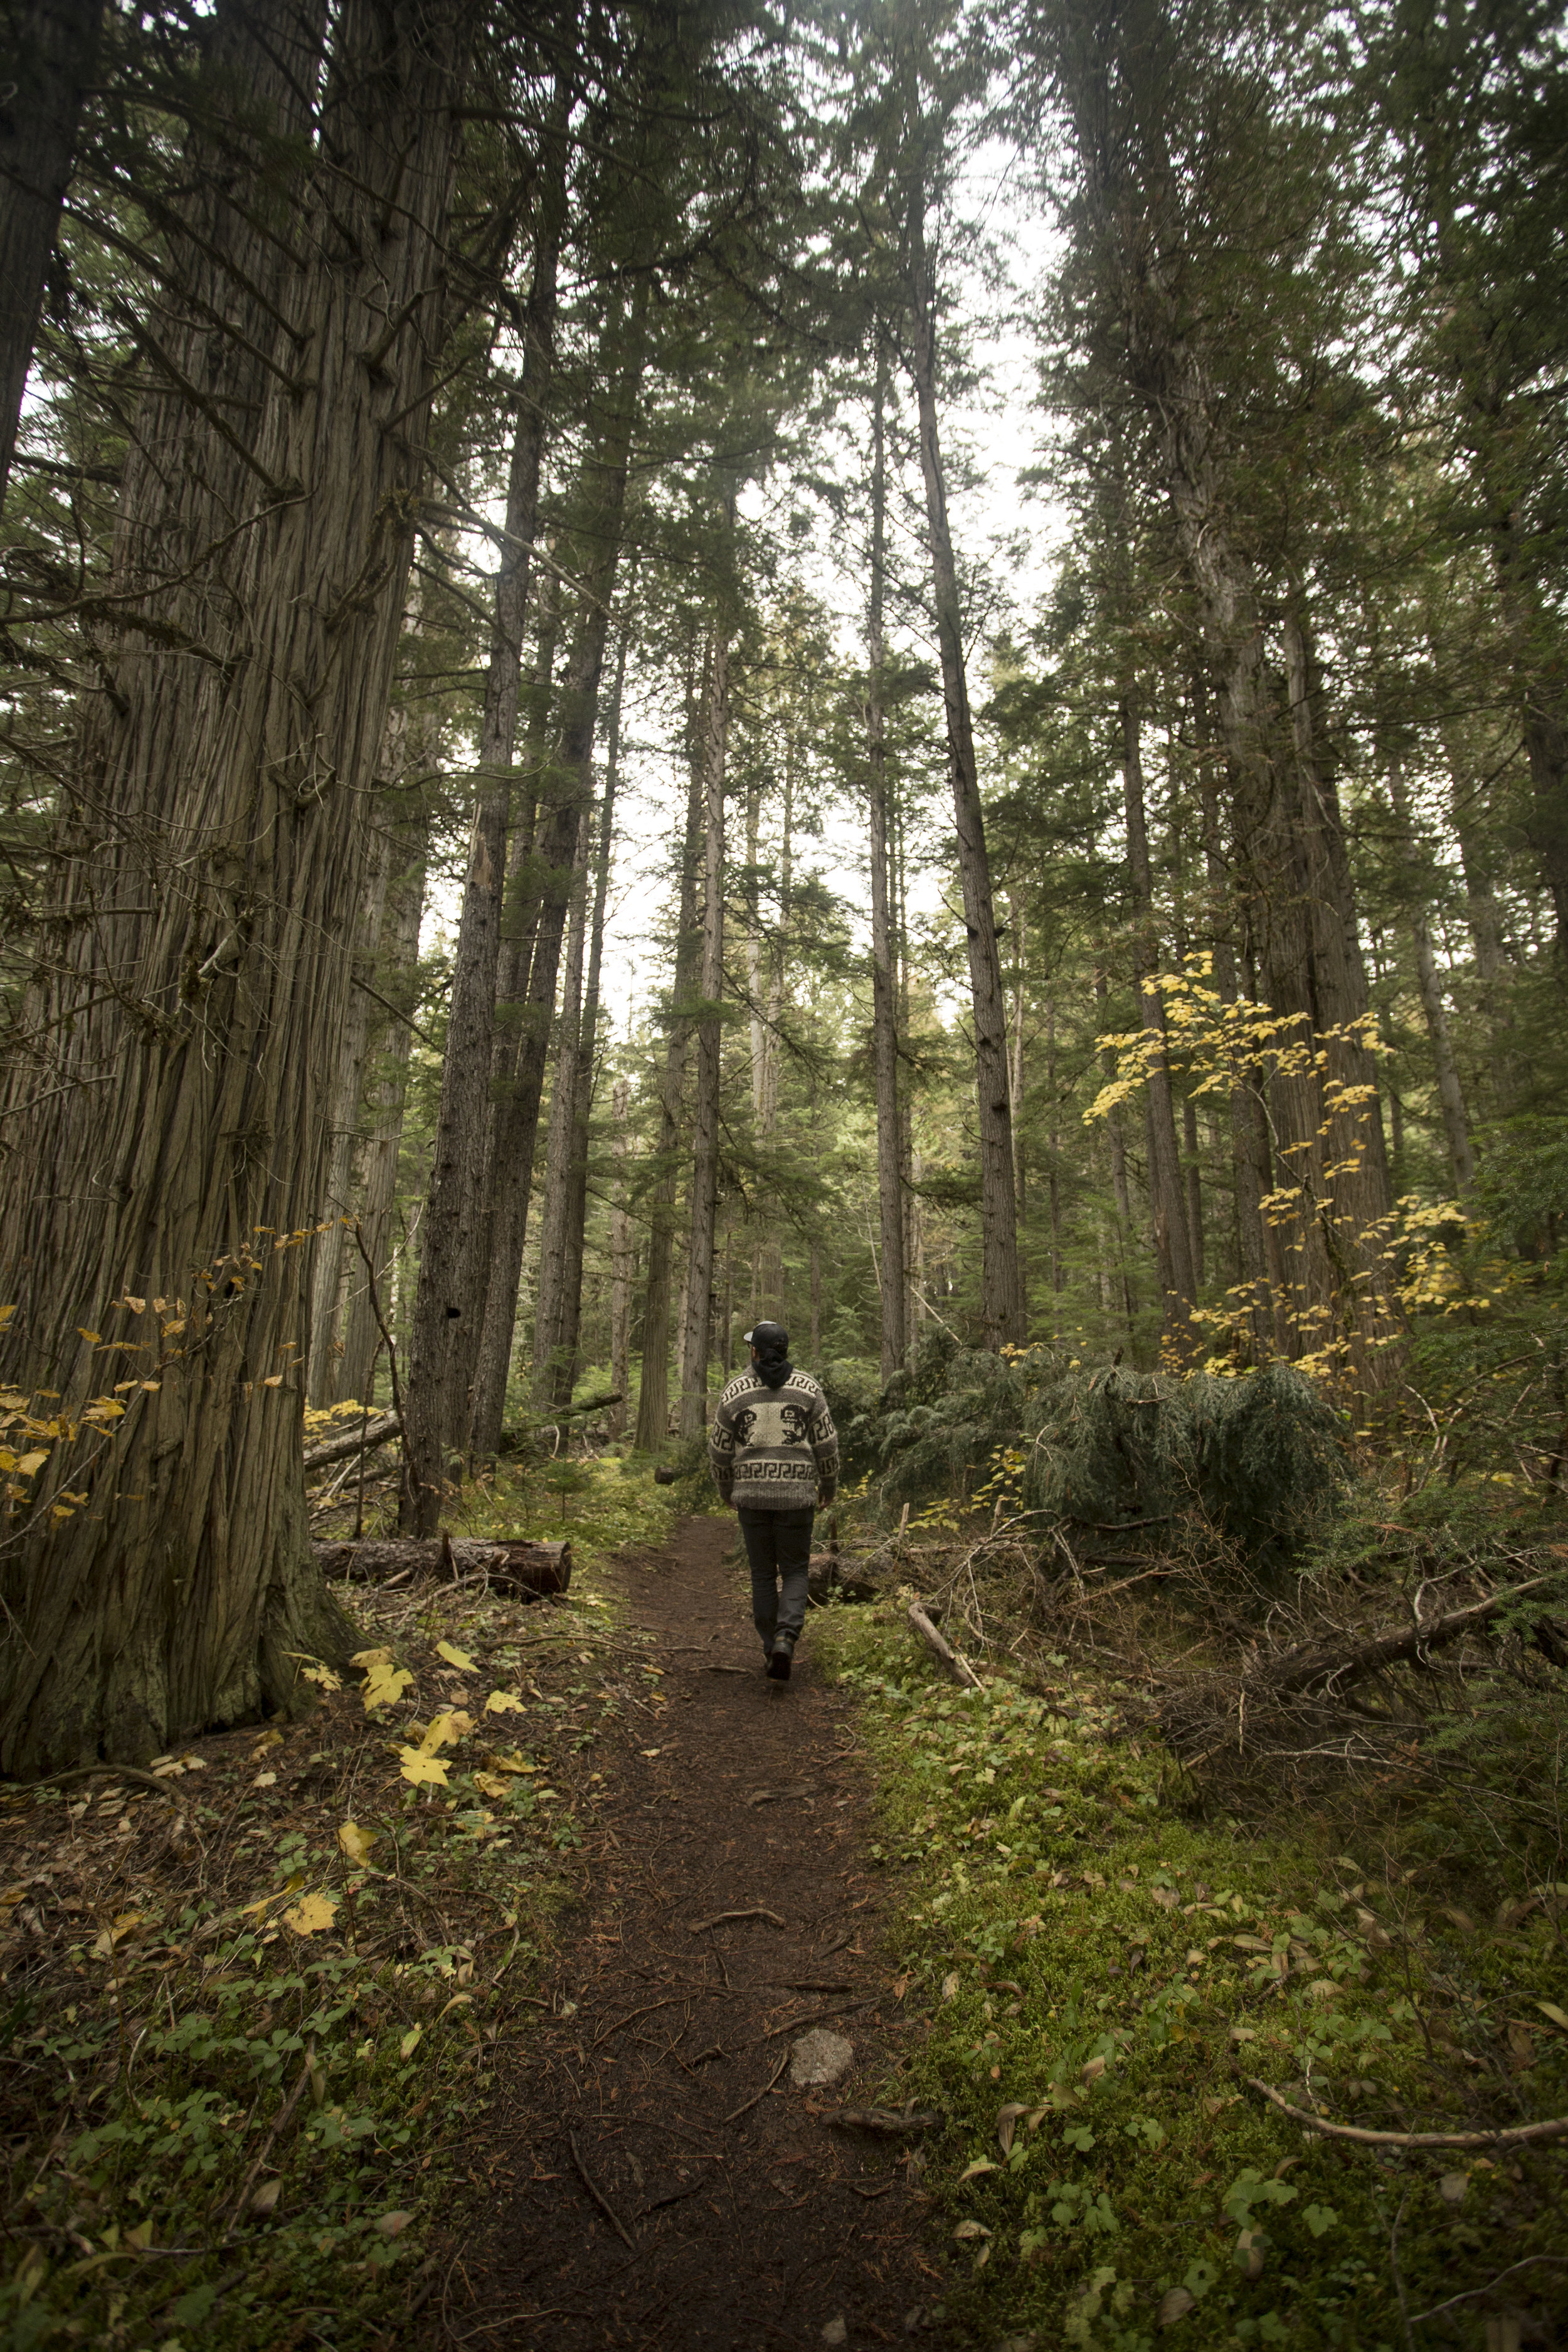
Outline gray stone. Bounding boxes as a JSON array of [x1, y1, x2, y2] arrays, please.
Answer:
[[790, 2026, 854, 2089]]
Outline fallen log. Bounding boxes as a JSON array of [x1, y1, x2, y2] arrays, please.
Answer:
[[1263, 1577, 1548, 1700], [908, 1600, 980, 1689], [304, 1409, 401, 1475], [316, 1534, 571, 1598], [497, 1391, 621, 1450]]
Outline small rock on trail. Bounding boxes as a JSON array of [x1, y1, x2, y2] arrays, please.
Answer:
[[449, 1513, 951, 2348]]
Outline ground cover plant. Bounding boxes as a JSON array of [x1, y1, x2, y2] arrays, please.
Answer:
[[0, 1463, 675, 2349], [809, 1500, 1568, 2349]]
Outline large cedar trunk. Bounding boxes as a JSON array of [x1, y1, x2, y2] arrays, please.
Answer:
[[903, 185, 1024, 1350], [677, 631, 730, 1439], [0, 0, 474, 1773], [0, 0, 102, 503]]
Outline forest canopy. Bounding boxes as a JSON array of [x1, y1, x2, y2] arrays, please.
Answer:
[[1, 0, 1565, 1772]]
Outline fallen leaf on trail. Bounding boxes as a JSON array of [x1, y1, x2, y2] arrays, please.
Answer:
[[338, 1820, 379, 1864], [250, 1729, 283, 1757], [251, 2180, 282, 2214], [953, 2220, 990, 2240], [996, 2103, 1029, 2156], [1150, 1887, 1178, 1909], [398, 1749, 448, 1788], [252, 1771, 278, 1788], [436, 1640, 477, 1672], [283, 1892, 337, 1936], [1157, 2287, 1194, 2326], [1535, 2001, 1568, 2033], [959, 2159, 998, 2182], [1438, 2173, 1468, 2206], [640, 1747, 661, 1759], [437, 1993, 474, 2020], [485, 1688, 525, 1715], [1233, 2228, 1264, 2280], [941, 1973, 959, 2001], [1080, 2055, 1106, 2084], [418, 1710, 474, 1754], [484, 1751, 534, 1774], [400, 2027, 421, 2060], [471, 1771, 511, 1799], [375, 2211, 413, 2237], [359, 1656, 414, 1713]]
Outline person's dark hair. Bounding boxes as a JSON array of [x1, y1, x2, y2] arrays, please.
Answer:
[[745, 1320, 792, 1389]]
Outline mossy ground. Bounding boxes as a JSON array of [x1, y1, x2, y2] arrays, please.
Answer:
[[809, 1592, 1568, 2351], [0, 1465, 674, 2351]]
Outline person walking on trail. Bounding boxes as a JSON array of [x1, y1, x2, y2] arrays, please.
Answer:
[[707, 1320, 839, 1682]]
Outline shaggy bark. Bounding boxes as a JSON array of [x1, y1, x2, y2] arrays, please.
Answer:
[[531, 805, 593, 1406], [0, 0, 474, 1772], [0, 0, 102, 503], [903, 183, 1023, 1349]]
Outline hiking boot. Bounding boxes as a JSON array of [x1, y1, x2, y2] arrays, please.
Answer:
[[766, 1638, 793, 1683]]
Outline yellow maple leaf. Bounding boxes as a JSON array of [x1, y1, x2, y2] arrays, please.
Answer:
[[338, 1820, 379, 1865], [354, 1648, 413, 1713], [485, 1688, 525, 1715], [471, 1770, 511, 1798], [436, 1640, 477, 1673], [283, 1891, 338, 1936], [398, 1747, 449, 1788], [418, 1708, 474, 1754]]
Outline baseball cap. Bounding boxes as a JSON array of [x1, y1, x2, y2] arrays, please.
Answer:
[[744, 1320, 788, 1353]]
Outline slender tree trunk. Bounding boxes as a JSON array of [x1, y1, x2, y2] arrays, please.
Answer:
[[337, 803, 428, 1409], [0, 0, 102, 505], [1387, 760, 1476, 1192], [1122, 701, 1197, 1340], [402, 200, 563, 1526], [903, 185, 1023, 1350], [633, 715, 704, 1451], [0, 0, 472, 1772], [866, 352, 906, 1379], [555, 617, 628, 1401], [677, 629, 729, 1439], [531, 807, 593, 1406], [1095, 968, 1138, 1341], [470, 310, 644, 1459], [609, 1077, 632, 1437]]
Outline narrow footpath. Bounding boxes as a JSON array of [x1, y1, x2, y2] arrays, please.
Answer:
[[448, 1514, 951, 2350]]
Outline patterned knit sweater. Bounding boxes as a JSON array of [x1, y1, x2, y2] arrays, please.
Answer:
[[708, 1367, 839, 1512]]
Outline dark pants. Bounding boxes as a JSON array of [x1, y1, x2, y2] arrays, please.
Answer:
[[737, 1506, 814, 1655]]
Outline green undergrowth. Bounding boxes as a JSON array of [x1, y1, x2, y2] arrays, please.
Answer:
[[810, 1601, 1568, 2351], [0, 1510, 660, 2349], [441, 1448, 681, 1562]]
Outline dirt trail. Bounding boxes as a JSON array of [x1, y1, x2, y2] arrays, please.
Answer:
[[450, 1514, 951, 2350]]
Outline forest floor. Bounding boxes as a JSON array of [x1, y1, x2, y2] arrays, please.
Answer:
[[446, 1509, 951, 2350]]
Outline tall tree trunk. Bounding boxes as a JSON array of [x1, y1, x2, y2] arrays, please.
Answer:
[[337, 799, 428, 1409], [677, 628, 729, 1439], [609, 1077, 632, 1438], [0, 0, 102, 505], [866, 351, 907, 1380], [554, 615, 628, 1402], [903, 183, 1023, 1350], [1095, 967, 1138, 1341], [1387, 759, 1475, 1192], [1122, 700, 1197, 1340], [531, 805, 593, 1406], [470, 310, 644, 1459], [633, 704, 705, 1451], [401, 189, 563, 1526], [0, 0, 472, 1772]]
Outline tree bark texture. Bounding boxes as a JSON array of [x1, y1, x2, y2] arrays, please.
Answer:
[[678, 629, 730, 1439], [1387, 760, 1475, 1192], [469, 314, 644, 1459], [609, 1076, 633, 1438], [866, 353, 907, 1380], [0, 0, 474, 1772], [0, 0, 102, 504], [903, 186, 1024, 1350]]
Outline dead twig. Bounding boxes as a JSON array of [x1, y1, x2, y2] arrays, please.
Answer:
[[688, 1907, 784, 1934], [223, 2042, 315, 2237], [1409, 2256, 1568, 2326], [721, 2049, 789, 2123], [566, 2129, 636, 2250], [907, 1601, 980, 1688], [830, 2107, 939, 2136], [1247, 2078, 1568, 2149]]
